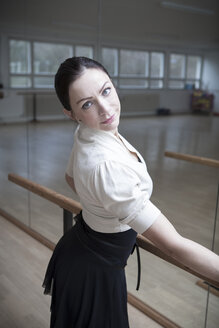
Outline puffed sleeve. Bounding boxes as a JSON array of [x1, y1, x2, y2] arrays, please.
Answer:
[[92, 160, 161, 234]]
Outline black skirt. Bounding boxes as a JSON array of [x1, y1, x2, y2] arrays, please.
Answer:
[[43, 212, 137, 328]]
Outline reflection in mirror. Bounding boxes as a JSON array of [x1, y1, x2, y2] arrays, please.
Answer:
[[0, 1, 218, 327]]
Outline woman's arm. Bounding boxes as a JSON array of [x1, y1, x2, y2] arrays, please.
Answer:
[[142, 213, 219, 282], [65, 173, 77, 194]]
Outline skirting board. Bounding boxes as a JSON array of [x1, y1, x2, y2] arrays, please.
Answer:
[[0, 208, 55, 251], [128, 293, 181, 328]]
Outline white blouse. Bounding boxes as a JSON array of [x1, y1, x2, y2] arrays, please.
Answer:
[[66, 123, 161, 234]]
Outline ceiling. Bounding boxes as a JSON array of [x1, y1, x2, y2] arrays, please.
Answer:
[[1, 0, 219, 50]]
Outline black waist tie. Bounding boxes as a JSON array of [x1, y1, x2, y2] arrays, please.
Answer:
[[131, 241, 141, 290], [133, 155, 142, 290], [77, 212, 141, 291], [76, 212, 142, 291]]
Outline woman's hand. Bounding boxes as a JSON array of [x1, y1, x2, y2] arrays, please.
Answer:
[[142, 213, 219, 282]]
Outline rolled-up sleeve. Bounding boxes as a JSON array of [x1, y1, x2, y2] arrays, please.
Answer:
[[92, 161, 161, 234]]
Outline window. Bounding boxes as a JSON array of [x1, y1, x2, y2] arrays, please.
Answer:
[[75, 45, 93, 58], [101, 48, 118, 76], [9, 40, 31, 88], [10, 76, 31, 88], [186, 56, 201, 89], [149, 80, 163, 89], [102, 48, 165, 89], [120, 50, 149, 77], [119, 79, 148, 88], [9, 40, 202, 91], [168, 80, 184, 89], [187, 56, 201, 79], [9, 39, 93, 88], [34, 42, 72, 75], [119, 50, 149, 88], [169, 54, 185, 79], [168, 53, 202, 89], [150, 52, 164, 89], [10, 40, 31, 74], [101, 48, 118, 86], [33, 42, 72, 88]]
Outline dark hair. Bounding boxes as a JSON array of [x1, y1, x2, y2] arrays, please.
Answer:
[[55, 56, 110, 111]]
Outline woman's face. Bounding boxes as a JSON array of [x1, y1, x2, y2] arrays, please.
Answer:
[[68, 68, 121, 134]]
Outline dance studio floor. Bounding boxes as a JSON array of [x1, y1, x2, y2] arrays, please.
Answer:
[[0, 114, 218, 327]]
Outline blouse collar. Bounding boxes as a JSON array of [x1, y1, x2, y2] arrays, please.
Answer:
[[76, 123, 141, 157], [77, 122, 120, 143]]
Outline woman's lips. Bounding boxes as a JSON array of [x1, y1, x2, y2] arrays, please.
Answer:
[[101, 114, 115, 124]]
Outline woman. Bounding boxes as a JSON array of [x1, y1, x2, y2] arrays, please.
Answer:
[[43, 57, 219, 328]]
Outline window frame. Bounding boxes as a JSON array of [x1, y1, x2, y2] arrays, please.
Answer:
[[101, 46, 165, 90], [8, 38, 94, 89], [8, 38, 203, 91], [168, 52, 203, 90]]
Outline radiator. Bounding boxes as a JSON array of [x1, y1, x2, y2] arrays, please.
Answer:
[[119, 93, 160, 115]]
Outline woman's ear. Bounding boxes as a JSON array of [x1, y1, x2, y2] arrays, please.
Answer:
[[63, 108, 76, 121]]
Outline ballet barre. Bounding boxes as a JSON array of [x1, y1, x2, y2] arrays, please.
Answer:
[[7, 172, 219, 290], [165, 151, 219, 168]]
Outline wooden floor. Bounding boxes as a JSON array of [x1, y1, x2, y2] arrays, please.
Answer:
[[0, 215, 161, 328], [0, 114, 219, 327]]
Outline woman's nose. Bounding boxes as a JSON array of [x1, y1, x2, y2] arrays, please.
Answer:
[[97, 99, 110, 116]]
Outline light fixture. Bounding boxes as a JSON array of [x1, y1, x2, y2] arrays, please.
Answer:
[[161, 1, 215, 16]]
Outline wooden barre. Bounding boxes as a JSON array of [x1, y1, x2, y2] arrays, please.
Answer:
[[8, 173, 219, 289], [8, 173, 82, 215], [165, 151, 219, 168]]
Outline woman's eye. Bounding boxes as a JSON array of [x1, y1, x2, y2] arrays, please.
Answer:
[[82, 101, 92, 110], [102, 87, 111, 96]]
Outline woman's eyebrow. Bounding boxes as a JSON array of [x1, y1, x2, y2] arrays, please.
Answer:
[[99, 81, 108, 94], [76, 96, 92, 105], [76, 81, 109, 105]]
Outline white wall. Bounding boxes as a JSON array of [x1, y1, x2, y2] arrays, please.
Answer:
[[0, 90, 25, 123], [1, 0, 218, 49], [0, 91, 63, 123]]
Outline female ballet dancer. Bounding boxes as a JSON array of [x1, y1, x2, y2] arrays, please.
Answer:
[[43, 56, 219, 328]]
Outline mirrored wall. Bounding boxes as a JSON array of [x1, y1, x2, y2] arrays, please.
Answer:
[[0, 1, 218, 327]]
